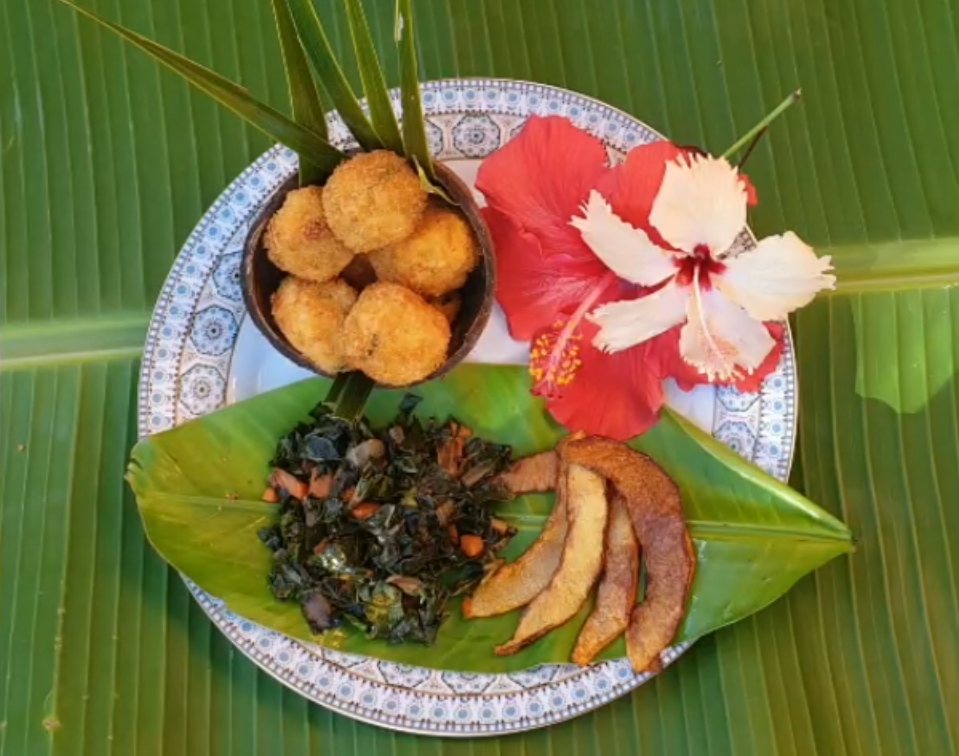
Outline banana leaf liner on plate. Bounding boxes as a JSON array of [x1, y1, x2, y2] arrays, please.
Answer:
[[127, 365, 854, 674]]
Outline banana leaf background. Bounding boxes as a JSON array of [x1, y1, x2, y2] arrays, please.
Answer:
[[1, 0, 958, 753]]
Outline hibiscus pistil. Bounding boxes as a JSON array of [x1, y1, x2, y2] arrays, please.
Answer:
[[529, 272, 617, 398]]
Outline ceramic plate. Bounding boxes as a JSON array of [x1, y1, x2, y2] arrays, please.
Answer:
[[137, 78, 797, 736]]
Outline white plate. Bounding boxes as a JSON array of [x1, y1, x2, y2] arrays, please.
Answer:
[[137, 78, 797, 737]]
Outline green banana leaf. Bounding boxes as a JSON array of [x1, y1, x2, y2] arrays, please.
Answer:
[[5, 0, 959, 752], [126, 365, 852, 673]]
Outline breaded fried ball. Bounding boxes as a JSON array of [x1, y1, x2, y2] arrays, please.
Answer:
[[265, 186, 354, 282], [271, 277, 357, 374], [368, 205, 480, 298], [322, 151, 428, 253], [342, 282, 451, 386]]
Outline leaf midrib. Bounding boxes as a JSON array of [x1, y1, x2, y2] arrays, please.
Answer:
[[829, 237, 959, 292], [137, 493, 855, 546], [1, 312, 149, 370], [688, 520, 854, 545], [4, 236, 957, 370]]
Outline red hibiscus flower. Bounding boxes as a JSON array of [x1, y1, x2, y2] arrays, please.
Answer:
[[477, 116, 832, 440]]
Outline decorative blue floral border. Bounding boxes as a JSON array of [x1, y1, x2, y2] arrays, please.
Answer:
[[138, 79, 797, 737]]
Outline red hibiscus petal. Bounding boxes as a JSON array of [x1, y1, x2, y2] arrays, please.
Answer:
[[485, 208, 608, 341], [597, 141, 685, 225], [594, 140, 686, 249], [476, 116, 608, 259], [650, 322, 785, 392], [740, 172, 759, 207], [543, 320, 666, 441]]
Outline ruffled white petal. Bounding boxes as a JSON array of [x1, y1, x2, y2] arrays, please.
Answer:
[[587, 280, 689, 353], [716, 232, 836, 321], [570, 190, 677, 286], [649, 154, 747, 257], [680, 283, 775, 381]]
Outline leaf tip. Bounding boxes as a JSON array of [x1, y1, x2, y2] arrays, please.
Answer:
[[414, 158, 453, 203]]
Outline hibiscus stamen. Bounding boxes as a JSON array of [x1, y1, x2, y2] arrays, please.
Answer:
[[689, 267, 742, 382], [529, 273, 617, 398]]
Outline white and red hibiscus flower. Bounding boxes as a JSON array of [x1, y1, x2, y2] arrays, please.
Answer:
[[476, 116, 835, 441]]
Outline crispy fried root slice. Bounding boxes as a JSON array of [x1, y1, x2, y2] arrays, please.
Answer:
[[494, 464, 608, 656], [562, 437, 695, 674], [571, 492, 640, 666], [494, 451, 558, 494], [462, 465, 569, 618]]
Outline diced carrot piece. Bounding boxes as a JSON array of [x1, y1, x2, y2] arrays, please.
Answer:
[[352, 503, 380, 521], [271, 469, 308, 500], [309, 472, 334, 498], [447, 525, 459, 544], [460, 534, 485, 559]]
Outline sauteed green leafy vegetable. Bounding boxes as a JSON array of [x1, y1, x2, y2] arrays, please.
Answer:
[[258, 395, 516, 644]]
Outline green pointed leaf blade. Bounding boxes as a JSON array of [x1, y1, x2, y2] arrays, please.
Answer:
[[271, 0, 329, 185], [127, 365, 852, 673], [395, 0, 434, 182], [285, 0, 382, 152], [415, 158, 455, 203], [637, 410, 853, 641], [55, 0, 344, 176], [344, 0, 404, 154]]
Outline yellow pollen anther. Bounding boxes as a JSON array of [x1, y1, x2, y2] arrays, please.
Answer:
[[528, 317, 587, 399]]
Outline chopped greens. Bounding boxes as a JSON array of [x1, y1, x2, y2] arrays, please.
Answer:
[[258, 395, 516, 645]]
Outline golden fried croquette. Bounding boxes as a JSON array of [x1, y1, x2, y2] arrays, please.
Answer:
[[368, 205, 479, 297], [322, 151, 428, 253], [265, 186, 355, 282], [342, 282, 451, 386], [271, 277, 357, 374]]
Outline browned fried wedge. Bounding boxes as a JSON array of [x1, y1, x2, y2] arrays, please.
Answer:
[[571, 491, 640, 666], [562, 437, 695, 674], [494, 450, 558, 494], [494, 464, 608, 656], [463, 462, 568, 618]]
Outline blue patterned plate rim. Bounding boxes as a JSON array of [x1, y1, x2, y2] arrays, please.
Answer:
[[136, 77, 797, 737]]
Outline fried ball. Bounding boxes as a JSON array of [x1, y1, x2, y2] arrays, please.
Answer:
[[368, 205, 480, 297], [342, 282, 451, 386], [271, 277, 357, 374], [322, 151, 428, 253], [265, 186, 354, 283]]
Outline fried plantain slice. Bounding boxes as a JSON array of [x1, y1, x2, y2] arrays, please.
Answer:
[[562, 437, 695, 674], [571, 491, 640, 666], [494, 451, 558, 495], [494, 464, 608, 656], [462, 462, 568, 618]]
